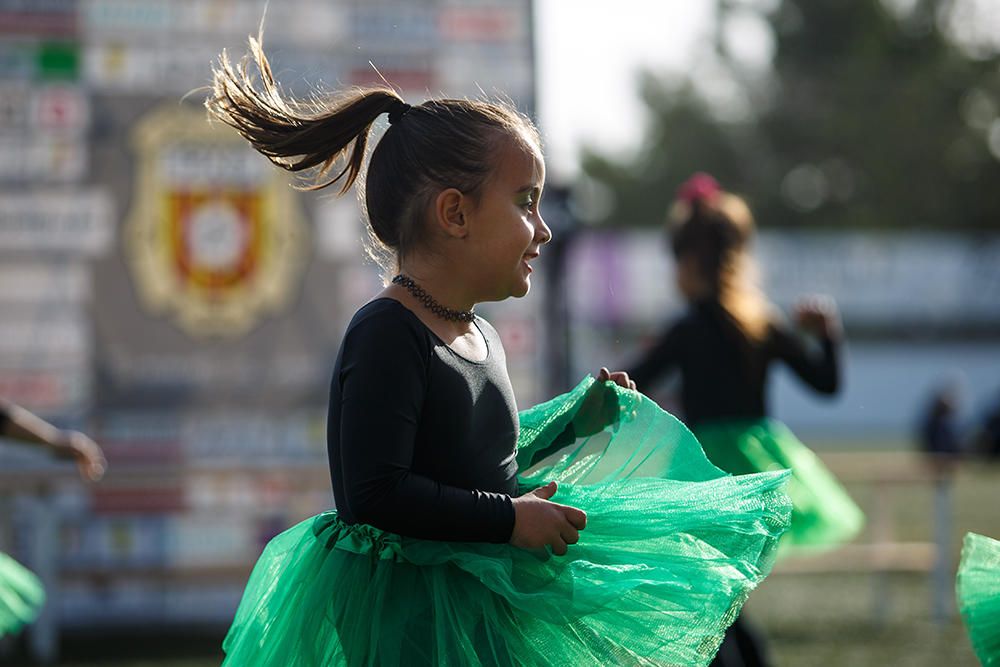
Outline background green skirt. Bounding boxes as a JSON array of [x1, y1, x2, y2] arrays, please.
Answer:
[[957, 532, 1000, 666], [0, 551, 45, 638], [693, 419, 864, 553], [222, 378, 792, 666]]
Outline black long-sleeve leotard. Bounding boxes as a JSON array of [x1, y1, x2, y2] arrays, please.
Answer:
[[327, 298, 518, 544], [627, 300, 840, 427]]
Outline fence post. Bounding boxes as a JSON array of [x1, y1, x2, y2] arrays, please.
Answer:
[[25, 492, 59, 664], [871, 481, 892, 625], [931, 472, 954, 624]]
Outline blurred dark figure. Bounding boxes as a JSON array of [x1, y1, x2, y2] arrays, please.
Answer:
[[918, 383, 963, 474], [0, 400, 104, 654], [971, 391, 1000, 461], [0, 399, 106, 481]]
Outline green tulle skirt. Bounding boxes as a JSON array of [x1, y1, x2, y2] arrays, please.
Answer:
[[957, 532, 1000, 666], [692, 419, 863, 554], [222, 378, 792, 666], [0, 552, 45, 638]]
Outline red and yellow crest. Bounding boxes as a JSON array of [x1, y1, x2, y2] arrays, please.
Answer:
[[125, 105, 307, 337]]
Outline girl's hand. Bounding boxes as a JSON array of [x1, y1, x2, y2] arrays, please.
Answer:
[[597, 367, 636, 391], [794, 295, 842, 340], [59, 431, 107, 482], [510, 481, 587, 556], [572, 367, 635, 437]]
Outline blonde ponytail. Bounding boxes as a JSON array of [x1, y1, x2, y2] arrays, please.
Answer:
[[669, 182, 774, 343]]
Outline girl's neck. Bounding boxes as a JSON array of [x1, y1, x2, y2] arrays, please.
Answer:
[[386, 258, 479, 337], [395, 257, 476, 312], [383, 260, 487, 360]]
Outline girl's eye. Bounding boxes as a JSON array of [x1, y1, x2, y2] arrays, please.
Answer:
[[521, 199, 535, 210]]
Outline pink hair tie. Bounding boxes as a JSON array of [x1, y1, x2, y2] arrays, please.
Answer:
[[676, 172, 720, 204]]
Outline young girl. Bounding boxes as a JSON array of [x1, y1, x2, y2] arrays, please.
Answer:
[[207, 38, 793, 666], [0, 400, 105, 638], [626, 173, 864, 666]]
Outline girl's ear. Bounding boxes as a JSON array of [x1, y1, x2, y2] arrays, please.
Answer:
[[433, 188, 469, 239]]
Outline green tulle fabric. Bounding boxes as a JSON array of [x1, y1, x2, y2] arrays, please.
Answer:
[[693, 419, 863, 554], [957, 532, 1000, 666], [0, 552, 45, 638], [222, 378, 791, 666]]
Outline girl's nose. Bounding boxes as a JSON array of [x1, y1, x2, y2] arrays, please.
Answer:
[[536, 214, 553, 244]]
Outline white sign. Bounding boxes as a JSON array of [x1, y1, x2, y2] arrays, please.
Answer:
[[567, 230, 1000, 327], [0, 263, 91, 303], [0, 189, 113, 255], [81, 0, 347, 46], [83, 42, 219, 94], [758, 232, 1000, 324], [32, 85, 90, 133], [0, 135, 88, 183], [0, 84, 89, 133], [315, 194, 365, 260], [0, 369, 88, 412], [0, 315, 91, 359]]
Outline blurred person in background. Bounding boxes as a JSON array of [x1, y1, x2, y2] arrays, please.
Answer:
[[201, 32, 793, 666], [972, 389, 1000, 461], [0, 400, 104, 642], [626, 173, 864, 667], [0, 400, 105, 483], [917, 380, 964, 474]]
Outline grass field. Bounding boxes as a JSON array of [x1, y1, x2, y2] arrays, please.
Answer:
[[8, 453, 996, 667]]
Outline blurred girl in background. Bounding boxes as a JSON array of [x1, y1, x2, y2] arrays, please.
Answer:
[[627, 173, 863, 667]]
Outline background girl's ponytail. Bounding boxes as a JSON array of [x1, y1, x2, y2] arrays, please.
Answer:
[[206, 34, 402, 193]]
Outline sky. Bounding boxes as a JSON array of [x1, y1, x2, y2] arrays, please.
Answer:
[[534, 0, 999, 182], [534, 1, 715, 180]]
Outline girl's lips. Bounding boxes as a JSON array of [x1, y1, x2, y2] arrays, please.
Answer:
[[523, 252, 539, 272]]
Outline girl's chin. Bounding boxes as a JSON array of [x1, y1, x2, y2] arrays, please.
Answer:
[[511, 276, 531, 298], [492, 273, 532, 301]]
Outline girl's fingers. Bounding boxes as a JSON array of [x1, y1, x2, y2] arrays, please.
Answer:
[[609, 371, 632, 389], [561, 524, 580, 545], [529, 481, 557, 500], [88, 459, 106, 481], [551, 538, 569, 557], [629, 379, 637, 391], [597, 367, 637, 389], [563, 505, 587, 530]]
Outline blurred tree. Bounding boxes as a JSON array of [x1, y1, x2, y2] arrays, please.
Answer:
[[580, 0, 1000, 231]]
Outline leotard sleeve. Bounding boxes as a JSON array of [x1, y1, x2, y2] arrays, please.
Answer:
[[768, 323, 840, 395]]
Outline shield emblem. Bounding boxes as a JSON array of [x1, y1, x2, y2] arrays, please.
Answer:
[[125, 105, 308, 337]]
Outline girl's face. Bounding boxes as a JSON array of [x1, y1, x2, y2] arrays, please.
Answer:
[[464, 139, 551, 301]]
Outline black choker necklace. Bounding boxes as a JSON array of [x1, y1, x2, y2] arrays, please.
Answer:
[[392, 274, 475, 323]]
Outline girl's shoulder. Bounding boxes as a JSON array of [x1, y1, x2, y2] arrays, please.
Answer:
[[350, 297, 411, 325], [472, 313, 501, 341], [471, 314, 507, 364], [343, 298, 433, 352]]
